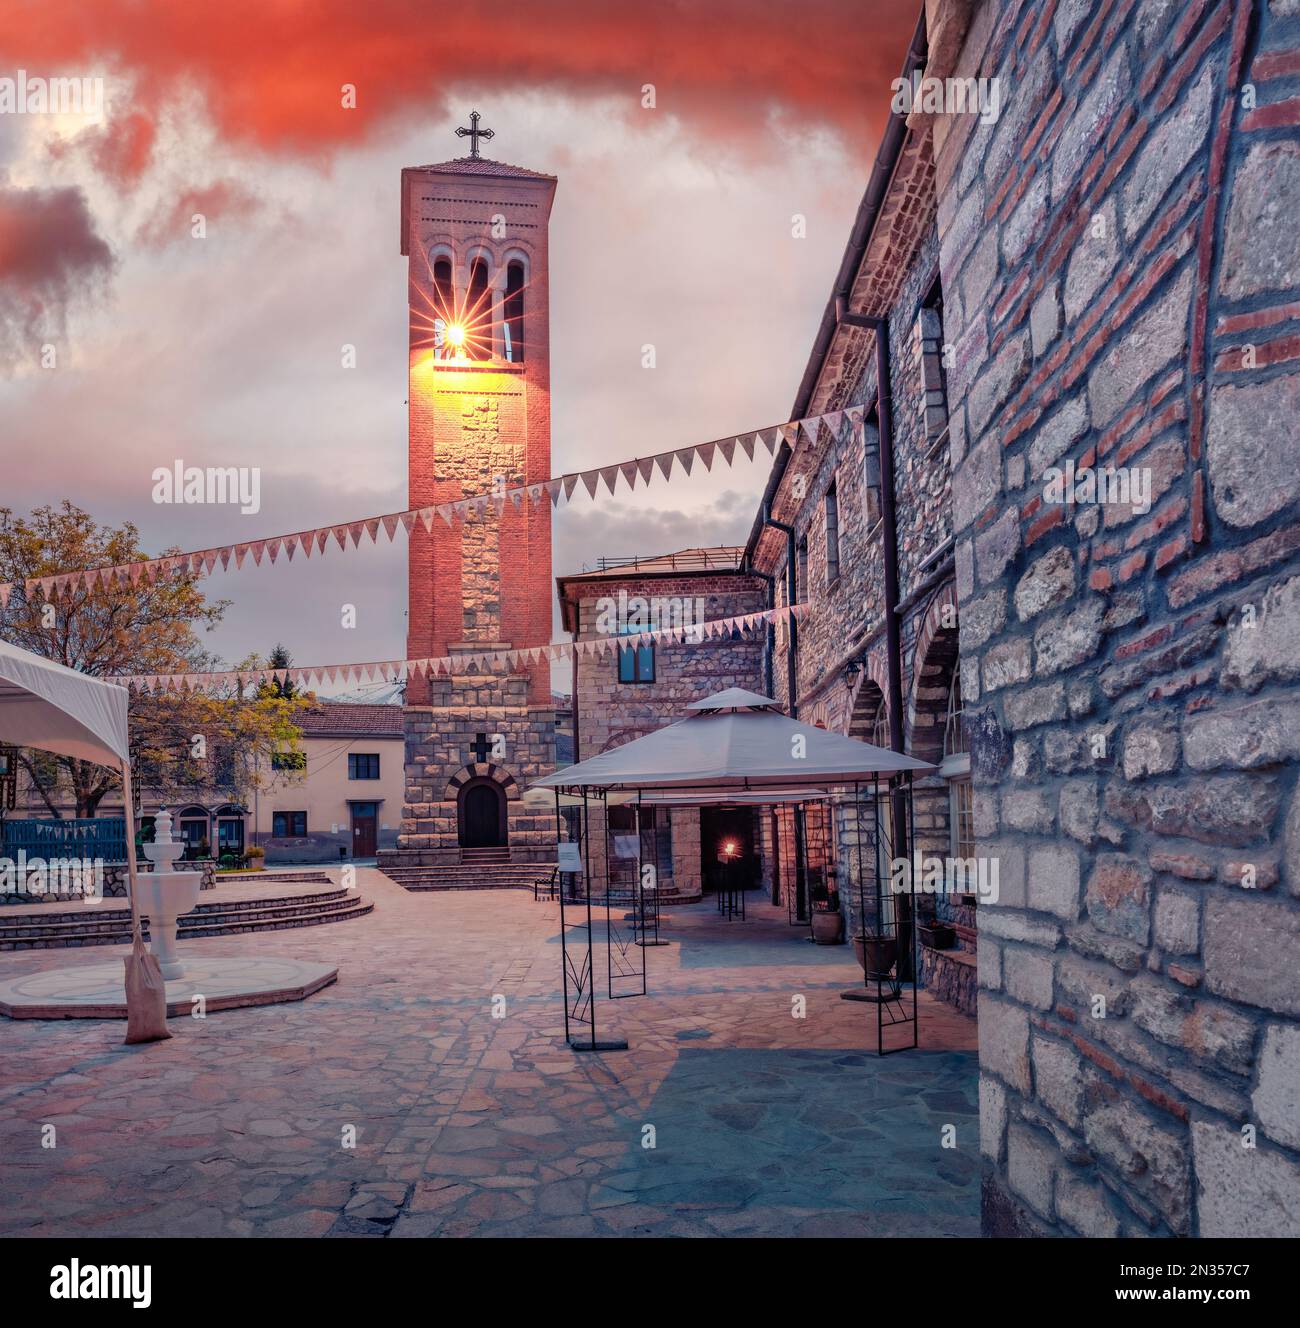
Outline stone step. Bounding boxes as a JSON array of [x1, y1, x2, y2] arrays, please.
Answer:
[[0, 893, 373, 950], [0, 887, 354, 929], [219, 869, 333, 884], [0, 891, 363, 938]]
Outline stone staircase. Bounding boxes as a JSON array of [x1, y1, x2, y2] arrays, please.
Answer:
[[0, 886, 373, 951], [379, 861, 554, 892]]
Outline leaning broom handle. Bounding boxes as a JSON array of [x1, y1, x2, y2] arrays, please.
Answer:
[[120, 761, 144, 946]]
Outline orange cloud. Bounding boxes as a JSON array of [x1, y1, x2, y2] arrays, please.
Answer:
[[1, 0, 910, 164], [135, 180, 261, 248]]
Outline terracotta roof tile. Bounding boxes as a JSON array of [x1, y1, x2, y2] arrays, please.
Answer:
[[296, 703, 405, 738], [407, 156, 555, 181]]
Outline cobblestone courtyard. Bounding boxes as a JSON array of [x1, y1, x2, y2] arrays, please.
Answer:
[[0, 871, 977, 1237]]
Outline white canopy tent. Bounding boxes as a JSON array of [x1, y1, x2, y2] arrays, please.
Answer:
[[533, 687, 932, 794], [533, 688, 931, 1054], [0, 637, 130, 769], [0, 636, 165, 1040]]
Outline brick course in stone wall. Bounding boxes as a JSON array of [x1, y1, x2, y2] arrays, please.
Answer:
[[935, 0, 1300, 1237]]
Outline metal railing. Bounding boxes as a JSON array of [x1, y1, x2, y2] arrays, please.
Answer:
[[1, 816, 128, 862]]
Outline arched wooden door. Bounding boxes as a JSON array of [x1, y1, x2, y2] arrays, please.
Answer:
[[458, 779, 507, 849]]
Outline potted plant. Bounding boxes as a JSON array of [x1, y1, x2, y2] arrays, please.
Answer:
[[918, 917, 956, 949], [852, 932, 898, 979], [809, 879, 844, 945], [245, 844, 266, 872]]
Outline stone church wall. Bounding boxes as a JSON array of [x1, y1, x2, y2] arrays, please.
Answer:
[[936, 0, 1300, 1236]]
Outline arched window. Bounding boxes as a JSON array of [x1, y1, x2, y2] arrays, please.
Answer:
[[432, 256, 454, 357], [871, 701, 890, 749], [943, 672, 968, 759], [467, 257, 491, 360], [941, 672, 973, 862], [504, 261, 525, 363]]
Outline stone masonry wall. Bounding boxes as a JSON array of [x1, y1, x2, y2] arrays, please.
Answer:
[[937, 0, 1300, 1235], [564, 570, 768, 899]]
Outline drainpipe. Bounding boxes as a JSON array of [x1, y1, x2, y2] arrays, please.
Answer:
[[750, 569, 776, 697], [763, 505, 800, 719], [863, 314, 915, 981]]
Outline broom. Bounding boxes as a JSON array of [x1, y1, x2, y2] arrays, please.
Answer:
[[120, 761, 171, 1044]]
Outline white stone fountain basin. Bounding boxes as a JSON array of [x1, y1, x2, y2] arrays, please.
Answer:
[[138, 809, 201, 979]]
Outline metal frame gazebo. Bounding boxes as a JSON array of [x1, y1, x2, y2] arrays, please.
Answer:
[[532, 689, 932, 1057]]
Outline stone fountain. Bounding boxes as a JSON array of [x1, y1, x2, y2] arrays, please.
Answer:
[[138, 808, 201, 980]]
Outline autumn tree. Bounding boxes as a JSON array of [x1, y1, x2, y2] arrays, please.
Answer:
[[0, 502, 309, 817]]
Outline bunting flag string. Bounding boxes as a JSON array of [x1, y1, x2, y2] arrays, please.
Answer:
[[0, 407, 860, 605], [109, 604, 810, 695]]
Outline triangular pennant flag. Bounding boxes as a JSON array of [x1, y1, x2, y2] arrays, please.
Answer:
[[675, 448, 695, 476], [697, 441, 716, 471], [250, 541, 266, 567], [823, 409, 845, 438], [581, 469, 600, 499], [599, 465, 621, 495], [233, 545, 249, 570], [265, 538, 281, 564], [654, 452, 675, 481], [382, 514, 401, 542], [563, 474, 580, 502], [636, 457, 654, 485], [762, 431, 779, 454], [547, 479, 564, 505], [718, 437, 737, 467], [399, 511, 416, 534], [619, 461, 639, 490]]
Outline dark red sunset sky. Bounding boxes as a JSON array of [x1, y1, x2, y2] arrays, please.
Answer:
[[0, 0, 915, 683]]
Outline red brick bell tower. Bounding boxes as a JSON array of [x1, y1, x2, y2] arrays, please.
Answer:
[[400, 120, 556, 704], [389, 118, 560, 869]]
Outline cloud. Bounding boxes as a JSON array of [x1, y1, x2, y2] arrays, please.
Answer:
[[2, 0, 910, 165], [135, 179, 260, 247], [89, 110, 156, 184], [0, 183, 113, 365]]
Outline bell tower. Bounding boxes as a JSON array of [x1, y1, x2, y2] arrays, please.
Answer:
[[400, 118, 556, 703], [388, 118, 560, 870]]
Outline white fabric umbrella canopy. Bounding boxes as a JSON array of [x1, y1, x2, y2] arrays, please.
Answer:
[[0, 637, 129, 766], [0, 636, 171, 1042], [534, 689, 932, 792]]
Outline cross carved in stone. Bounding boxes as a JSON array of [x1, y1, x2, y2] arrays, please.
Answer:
[[470, 733, 493, 763]]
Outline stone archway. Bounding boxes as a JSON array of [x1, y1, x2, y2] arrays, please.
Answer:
[[444, 764, 516, 850]]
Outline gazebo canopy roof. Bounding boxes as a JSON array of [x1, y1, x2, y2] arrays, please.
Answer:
[[686, 687, 780, 712], [0, 637, 130, 768], [534, 689, 932, 793]]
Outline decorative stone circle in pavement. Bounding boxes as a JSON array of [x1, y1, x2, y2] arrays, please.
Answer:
[[0, 955, 337, 1019]]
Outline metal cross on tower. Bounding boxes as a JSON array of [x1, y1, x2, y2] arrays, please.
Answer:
[[455, 111, 494, 159]]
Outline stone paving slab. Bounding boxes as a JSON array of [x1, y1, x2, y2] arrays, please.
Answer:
[[0, 955, 338, 1019], [0, 870, 977, 1237]]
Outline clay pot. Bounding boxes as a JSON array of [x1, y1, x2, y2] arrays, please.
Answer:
[[852, 933, 898, 978], [811, 911, 844, 945]]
